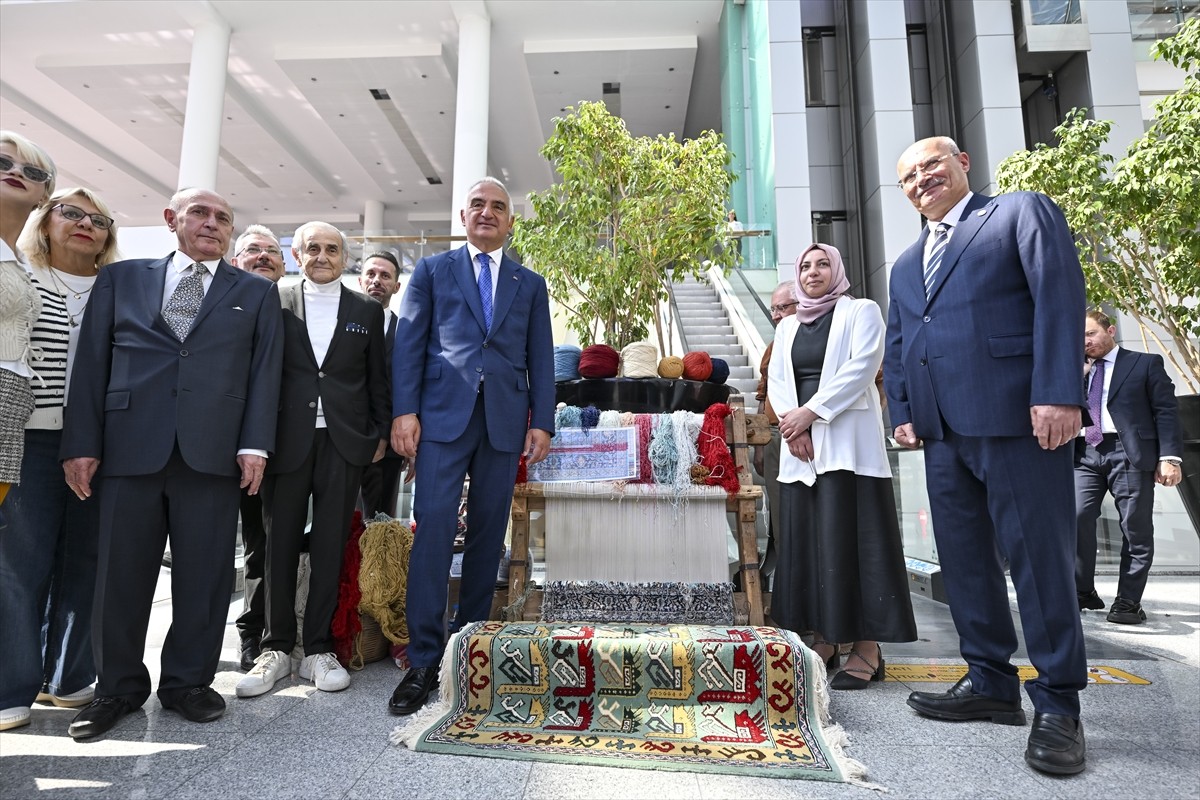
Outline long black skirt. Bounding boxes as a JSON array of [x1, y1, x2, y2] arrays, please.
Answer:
[[773, 469, 917, 643]]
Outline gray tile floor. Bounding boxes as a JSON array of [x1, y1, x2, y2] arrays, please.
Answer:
[[2, 572, 1198, 799]]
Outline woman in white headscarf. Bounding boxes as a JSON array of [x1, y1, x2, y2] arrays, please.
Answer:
[[768, 242, 916, 690]]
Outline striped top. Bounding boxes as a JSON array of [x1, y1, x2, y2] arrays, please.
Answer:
[[26, 266, 95, 430]]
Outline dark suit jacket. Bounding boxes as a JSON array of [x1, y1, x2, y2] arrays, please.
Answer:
[[883, 192, 1087, 439], [269, 282, 389, 473], [380, 311, 405, 463], [62, 254, 283, 477], [1091, 348, 1182, 471], [392, 245, 554, 453]]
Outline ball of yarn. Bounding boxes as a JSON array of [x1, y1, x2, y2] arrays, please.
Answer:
[[554, 344, 582, 382], [708, 357, 730, 384], [682, 351, 713, 381], [578, 344, 620, 378], [619, 341, 659, 378], [658, 356, 684, 379]]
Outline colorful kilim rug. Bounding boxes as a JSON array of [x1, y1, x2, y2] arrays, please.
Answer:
[[390, 622, 870, 784]]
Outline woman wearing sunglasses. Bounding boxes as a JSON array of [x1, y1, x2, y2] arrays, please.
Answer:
[[0, 187, 121, 731], [0, 131, 55, 517]]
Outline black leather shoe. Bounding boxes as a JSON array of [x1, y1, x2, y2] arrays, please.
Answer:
[[69, 697, 135, 740], [239, 634, 262, 671], [1106, 597, 1146, 624], [1077, 590, 1105, 611], [907, 676, 1026, 725], [389, 667, 439, 715], [160, 687, 226, 723], [1025, 712, 1086, 775]]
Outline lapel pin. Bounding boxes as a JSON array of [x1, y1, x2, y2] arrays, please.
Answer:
[[977, 209, 987, 216]]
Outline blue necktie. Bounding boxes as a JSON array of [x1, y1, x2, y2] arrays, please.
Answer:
[[1085, 358, 1106, 447], [476, 252, 493, 333], [924, 223, 949, 299]]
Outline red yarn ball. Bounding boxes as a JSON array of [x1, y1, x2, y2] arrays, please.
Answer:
[[578, 344, 620, 378], [682, 351, 713, 381]]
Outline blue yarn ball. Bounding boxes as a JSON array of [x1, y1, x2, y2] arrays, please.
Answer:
[[554, 345, 582, 382], [709, 358, 730, 384]]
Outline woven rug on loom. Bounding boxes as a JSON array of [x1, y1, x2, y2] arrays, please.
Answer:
[[390, 622, 870, 785], [541, 580, 735, 625]]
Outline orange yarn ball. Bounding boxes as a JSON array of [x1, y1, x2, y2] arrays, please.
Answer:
[[658, 356, 685, 379], [682, 351, 713, 381]]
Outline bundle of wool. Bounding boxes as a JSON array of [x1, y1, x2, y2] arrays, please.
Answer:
[[634, 413, 655, 483], [597, 409, 622, 428], [697, 402, 740, 497], [682, 351, 713, 381], [578, 344, 620, 378], [357, 517, 415, 646], [619, 341, 659, 378], [658, 356, 685, 379], [554, 344, 582, 382], [708, 357, 730, 384], [331, 511, 367, 667]]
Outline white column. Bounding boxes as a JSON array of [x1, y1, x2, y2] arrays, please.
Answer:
[[363, 199, 385, 252], [450, 12, 491, 237], [177, 19, 231, 192]]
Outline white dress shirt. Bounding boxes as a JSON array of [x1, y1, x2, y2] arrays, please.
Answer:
[[303, 278, 342, 428]]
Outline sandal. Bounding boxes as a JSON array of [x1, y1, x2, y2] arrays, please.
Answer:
[[829, 645, 884, 690], [810, 639, 840, 671]]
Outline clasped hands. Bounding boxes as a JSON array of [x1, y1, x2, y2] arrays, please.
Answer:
[[779, 406, 819, 462]]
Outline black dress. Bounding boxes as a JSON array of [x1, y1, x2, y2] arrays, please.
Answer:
[[772, 311, 917, 643]]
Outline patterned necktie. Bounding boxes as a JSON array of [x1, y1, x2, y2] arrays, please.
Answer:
[[1085, 358, 1106, 446], [924, 223, 950, 299], [476, 252, 493, 332], [163, 263, 206, 341]]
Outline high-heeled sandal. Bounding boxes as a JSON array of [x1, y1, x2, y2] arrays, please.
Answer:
[[829, 647, 884, 690], [810, 639, 840, 670]]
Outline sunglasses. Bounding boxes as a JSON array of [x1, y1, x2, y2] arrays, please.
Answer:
[[54, 203, 115, 230], [0, 155, 54, 184]]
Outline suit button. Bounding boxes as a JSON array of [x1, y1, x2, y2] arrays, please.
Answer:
[[180, 349, 188, 356], [922, 315, 931, 323], [318, 371, 326, 378], [919, 358, 927, 366], [308, 401, 317, 408], [483, 343, 489, 349], [476, 367, 483, 373]]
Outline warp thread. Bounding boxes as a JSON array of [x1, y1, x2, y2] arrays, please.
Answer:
[[708, 358, 730, 385], [682, 351, 713, 381], [698, 402, 740, 497], [658, 356, 684, 379], [578, 344, 620, 378], [620, 341, 660, 378], [357, 517, 415, 646], [554, 344, 582, 382]]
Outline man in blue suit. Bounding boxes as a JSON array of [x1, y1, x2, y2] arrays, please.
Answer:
[[61, 188, 283, 739], [883, 137, 1089, 775], [388, 177, 555, 715], [1076, 309, 1182, 623]]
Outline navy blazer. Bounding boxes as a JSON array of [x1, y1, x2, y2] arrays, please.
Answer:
[[62, 254, 284, 477], [1091, 348, 1183, 471], [392, 245, 555, 453], [268, 283, 390, 473], [883, 192, 1087, 439]]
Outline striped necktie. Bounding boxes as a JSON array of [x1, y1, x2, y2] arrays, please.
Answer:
[[476, 252, 493, 332], [924, 223, 950, 299]]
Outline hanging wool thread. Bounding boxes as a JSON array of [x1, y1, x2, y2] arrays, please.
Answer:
[[597, 410, 622, 428], [580, 405, 601, 429], [331, 511, 366, 667], [553, 344, 582, 382], [357, 517, 414, 646], [634, 413, 655, 483], [708, 357, 730, 385], [657, 356, 685, 379], [698, 402, 740, 497], [578, 344, 620, 378], [555, 404, 582, 432], [682, 351, 714, 381], [671, 409, 703, 494], [619, 412, 637, 427], [619, 341, 660, 378], [648, 413, 678, 486]]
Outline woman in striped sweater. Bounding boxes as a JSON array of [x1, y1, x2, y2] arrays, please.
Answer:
[[0, 187, 120, 731]]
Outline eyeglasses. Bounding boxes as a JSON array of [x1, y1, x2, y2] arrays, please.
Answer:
[[54, 203, 114, 230], [238, 244, 282, 258], [770, 301, 799, 314], [898, 153, 954, 189], [0, 155, 54, 184]]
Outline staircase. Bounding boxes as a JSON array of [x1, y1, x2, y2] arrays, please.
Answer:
[[671, 276, 760, 400]]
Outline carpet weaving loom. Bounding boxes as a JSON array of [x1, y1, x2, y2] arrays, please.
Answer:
[[391, 622, 868, 785]]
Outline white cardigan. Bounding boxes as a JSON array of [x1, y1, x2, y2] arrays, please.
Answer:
[[767, 296, 890, 486]]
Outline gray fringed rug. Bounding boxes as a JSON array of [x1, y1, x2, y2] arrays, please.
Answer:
[[541, 580, 735, 624]]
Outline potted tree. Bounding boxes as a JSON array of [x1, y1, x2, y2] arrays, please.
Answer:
[[995, 17, 1199, 527]]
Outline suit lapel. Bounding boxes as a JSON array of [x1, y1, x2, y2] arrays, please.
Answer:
[[142, 255, 171, 335], [283, 283, 319, 366], [322, 286, 352, 368], [188, 260, 236, 335], [925, 193, 995, 305], [452, 245, 489, 334], [490, 254, 521, 334], [1108, 348, 1135, 400]]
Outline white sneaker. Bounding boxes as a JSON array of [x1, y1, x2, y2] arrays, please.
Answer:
[[299, 652, 350, 692], [0, 706, 31, 731], [35, 685, 96, 708], [235, 650, 292, 698]]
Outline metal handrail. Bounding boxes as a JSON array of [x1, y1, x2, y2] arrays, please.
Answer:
[[667, 281, 690, 353], [731, 265, 773, 321]]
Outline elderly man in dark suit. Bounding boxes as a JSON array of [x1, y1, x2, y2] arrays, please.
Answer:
[[61, 188, 283, 740], [388, 177, 555, 715], [229, 224, 287, 670], [883, 137, 1089, 775], [236, 222, 389, 699], [1075, 309, 1182, 623], [357, 251, 406, 519]]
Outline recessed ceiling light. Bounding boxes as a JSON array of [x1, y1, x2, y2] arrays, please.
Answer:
[[665, 105, 671, 109], [310, 77, 317, 82], [420, 74, 427, 79], [553, 70, 559, 75], [669, 67, 675, 72], [226, 116, 232, 120], [83, 84, 90, 89]]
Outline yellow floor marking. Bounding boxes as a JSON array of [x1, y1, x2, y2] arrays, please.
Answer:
[[883, 664, 1150, 685]]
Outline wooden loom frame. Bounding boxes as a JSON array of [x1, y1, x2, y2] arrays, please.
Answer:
[[501, 394, 771, 625]]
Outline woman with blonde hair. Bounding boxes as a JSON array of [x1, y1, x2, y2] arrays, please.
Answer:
[[0, 184, 119, 732]]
